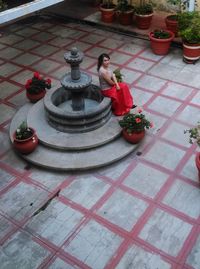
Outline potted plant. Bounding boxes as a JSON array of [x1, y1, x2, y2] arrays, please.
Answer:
[[0, 0, 7, 11], [119, 108, 153, 144], [165, 0, 182, 36], [184, 122, 200, 182], [135, 0, 153, 29], [116, 0, 134, 25], [99, 0, 116, 23], [13, 121, 38, 154], [149, 29, 175, 55], [178, 11, 200, 63], [113, 68, 124, 82], [25, 72, 51, 103]]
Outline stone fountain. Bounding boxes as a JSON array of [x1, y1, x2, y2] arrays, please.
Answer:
[[9, 48, 137, 170]]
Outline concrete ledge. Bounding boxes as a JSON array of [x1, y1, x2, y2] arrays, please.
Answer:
[[0, 0, 64, 24]]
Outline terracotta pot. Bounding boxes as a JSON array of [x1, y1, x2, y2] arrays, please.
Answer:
[[135, 13, 153, 29], [118, 10, 133, 26], [26, 89, 46, 103], [183, 42, 200, 63], [13, 128, 38, 154], [100, 5, 116, 23], [165, 15, 178, 37], [195, 152, 200, 183], [149, 30, 175, 55], [122, 129, 145, 144]]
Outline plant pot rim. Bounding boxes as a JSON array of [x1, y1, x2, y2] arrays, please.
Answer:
[[100, 4, 116, 11], [117, 9, 134, 14], [135, 12, 153, 17], [149, 30, 175, 42], [13, 127, 36, 142], [166, 14, 178, 21]]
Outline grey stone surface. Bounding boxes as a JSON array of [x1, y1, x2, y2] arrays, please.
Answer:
[[9, 103, 138, 171], [139, 209, 192, 256], [0, 182, 49, 221], [28, 100, 121, 150], [26, 200, 83, 246], [62, 220, 123, 269], [0, 231, 50, 269], [97, 189, 148, 231], [186, 235, 200, 269], [162, 179, 200, 219], [60, 175, 109, 209], [116, 244, 171, 269]]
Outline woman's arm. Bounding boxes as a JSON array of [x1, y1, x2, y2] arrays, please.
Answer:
[[112, 73, 120, 90]]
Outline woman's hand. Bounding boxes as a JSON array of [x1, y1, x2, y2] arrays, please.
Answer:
[[116, 84, 120, 90]]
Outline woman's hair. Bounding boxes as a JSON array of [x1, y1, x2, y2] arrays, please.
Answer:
[[97, 53, 110, 71]]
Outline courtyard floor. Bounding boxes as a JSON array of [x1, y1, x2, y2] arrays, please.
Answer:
[[0, 10, 200, 269]]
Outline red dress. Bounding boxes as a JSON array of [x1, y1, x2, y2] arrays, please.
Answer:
[[99, 67, 134, 116]]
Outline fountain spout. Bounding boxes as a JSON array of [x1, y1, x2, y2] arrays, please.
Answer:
[[61, 47, 91, 111]]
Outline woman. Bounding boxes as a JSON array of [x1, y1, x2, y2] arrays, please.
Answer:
[[97, 53, 135, 116]]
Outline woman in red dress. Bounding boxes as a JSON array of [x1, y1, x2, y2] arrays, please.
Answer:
[[97, 53, 135, 116]]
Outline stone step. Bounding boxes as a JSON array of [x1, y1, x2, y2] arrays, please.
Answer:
[[27, 100, 122, 150], [17, 136, 138, 171], [9, 103, 138, 171]]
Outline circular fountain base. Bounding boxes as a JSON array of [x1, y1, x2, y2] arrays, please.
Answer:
[[9, 103, 139, 171], [44, 85, 112, 133]]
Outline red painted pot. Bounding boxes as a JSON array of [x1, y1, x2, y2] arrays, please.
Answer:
[[122, 129, 145, 144], [13, 128, 38, 154], [195, 152, 200, 183], [100, 5, 116, 23], [26, 89, 46, 103], [149, 30, 175, 55], [165, 15, 178, 37], [135, 13, 153, 29], [118, 10, 133, 25], [183, 42, 200, 63]]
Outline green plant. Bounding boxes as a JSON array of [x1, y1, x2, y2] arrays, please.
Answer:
[[113, 68, 124, 82], [116, 0, 133, 12], [135, 0, 153, 15], [119, 108, 153, 133], [25, 72, 51, 94], [152, 29, 171, 39], [101, 0, 115, 8], [184, 122, 200, 147], [15, 121, 33, 140], [0, 0, 7, 11], [178, 11, 200, 43]]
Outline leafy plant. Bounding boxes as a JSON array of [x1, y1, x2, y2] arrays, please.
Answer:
[[152, 29, 171, 39], [178, 11, 200, 43], [0, 0, 7, 11], [135, 0, 153, 15], [119, 108, 153, 133], [184, 122, 200, 147], [116, 0, 134, 12], [15, 121, 33, 140], [101, 0, 115, 9], [113, 68, 124, 82], [25, 72, 51, 94]]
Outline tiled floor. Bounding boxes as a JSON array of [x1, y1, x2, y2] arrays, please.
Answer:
[[0, 14, 200, 269]]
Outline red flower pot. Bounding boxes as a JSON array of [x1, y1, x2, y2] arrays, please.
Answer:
[[165, 15, 178, 37], [13, 128, 38, 154], [118, 10, 133, 26], [183, 42, 200, 63], [149, 30, 175, 55], [122, 129, 145, 144], [26, 89, 46, 103], [100, 5, 116, 23], [195, 152, 200, 183], [135, 13, 153, 29]]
